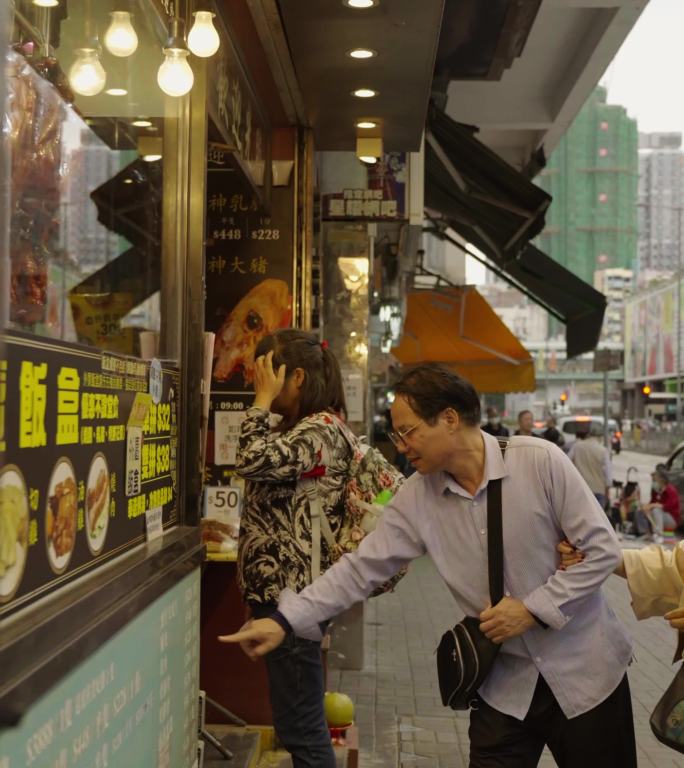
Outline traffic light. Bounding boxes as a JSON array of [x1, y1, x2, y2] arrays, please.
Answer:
[[559, 391, 568, 404], [642, 384, 652, 396]]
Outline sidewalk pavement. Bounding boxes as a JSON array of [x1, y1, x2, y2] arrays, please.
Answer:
[[327, 551, 684, 768]]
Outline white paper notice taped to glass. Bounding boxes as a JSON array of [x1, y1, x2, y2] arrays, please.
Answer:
[[145, 506, 164, 541], [214, 411, 247, 465], [125, 426, 143, 497]]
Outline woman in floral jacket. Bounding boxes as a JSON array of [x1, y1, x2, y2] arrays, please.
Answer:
[[234, 328, 350, 768]]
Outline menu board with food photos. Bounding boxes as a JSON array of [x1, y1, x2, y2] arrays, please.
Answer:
[[204, 143, 294, 484], [0, 331, 179, 620]]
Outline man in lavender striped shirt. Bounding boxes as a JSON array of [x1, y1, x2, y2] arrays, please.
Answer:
[[221, 363, 637, 767]]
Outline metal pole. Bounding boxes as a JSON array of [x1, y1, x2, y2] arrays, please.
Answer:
[[603, 369, 609, 450], [0, 0, 10, 329], [677, 207, 682, 428]]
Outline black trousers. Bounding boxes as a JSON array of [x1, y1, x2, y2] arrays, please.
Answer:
[[469, 674, 637, 768]]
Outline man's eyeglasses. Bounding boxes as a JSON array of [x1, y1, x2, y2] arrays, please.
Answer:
[[388, 421, 422, 448]]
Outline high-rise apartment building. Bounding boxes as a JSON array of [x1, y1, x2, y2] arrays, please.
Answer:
[[593, 267, 633, 344], [536, 86, 638, 285], [637, 132, 684, 277]]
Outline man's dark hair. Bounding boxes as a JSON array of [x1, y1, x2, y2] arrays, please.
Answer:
[[394, 363, 480, 426], [518, 409, 533, 421]]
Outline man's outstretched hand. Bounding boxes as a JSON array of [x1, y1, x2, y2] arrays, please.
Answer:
[[218, 618, 285, 660]]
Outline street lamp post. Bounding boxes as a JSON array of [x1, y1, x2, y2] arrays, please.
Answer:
[[676, 206, 682, 428]]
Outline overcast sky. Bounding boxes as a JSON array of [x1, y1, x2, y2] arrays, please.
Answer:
[[465, 0, 679, 283], [603, 0, 684, 134]]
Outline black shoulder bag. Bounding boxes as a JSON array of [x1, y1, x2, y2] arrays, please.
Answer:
[[650, 635, 684, 753], [436, 441, 506, 711]]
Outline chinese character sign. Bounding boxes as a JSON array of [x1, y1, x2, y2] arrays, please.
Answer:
[[323, 152, 408, 221], [205, 145, 295, 391], [0, 331, 179, 620]]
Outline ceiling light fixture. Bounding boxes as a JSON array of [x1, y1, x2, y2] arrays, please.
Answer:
[[157, 18, 194, 97], [343, 0, 378, 8], [139, 136, 162, 162], [348, 48, 376, 59], [188, 11, 220, 57], [356, 120, 377, 129], [68, 1, 107, 97], [32, 0, 59, 7], [132, 119, 152, 127], [105, 87, 127, 96], [352, 88, 376, 98], [104, 11, 138, 57], [69, 48, 107, 96], [357, 136, 383, 164]]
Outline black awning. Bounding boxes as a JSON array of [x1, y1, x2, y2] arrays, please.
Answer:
[[502, 245, 607, 359], [425, 105, 551, 259], [427, 225, 607, 359], [425, 104, 606, 358]]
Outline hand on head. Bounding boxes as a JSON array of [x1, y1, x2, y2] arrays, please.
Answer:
[[253, 351, 286, 408]]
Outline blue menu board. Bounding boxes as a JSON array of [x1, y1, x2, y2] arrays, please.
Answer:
[[0, 568, 200, 768]]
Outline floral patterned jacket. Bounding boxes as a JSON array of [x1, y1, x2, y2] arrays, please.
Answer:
[[235, 407, 352, 605]]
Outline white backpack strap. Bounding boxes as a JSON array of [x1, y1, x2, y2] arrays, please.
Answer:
[[300, 476, 337, 581]]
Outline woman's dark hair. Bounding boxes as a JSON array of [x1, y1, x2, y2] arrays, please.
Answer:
[[254, 329, 346, 429], [394, 363, 480, 426]]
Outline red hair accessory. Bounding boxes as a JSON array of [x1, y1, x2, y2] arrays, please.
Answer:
[[321, 340, 329, 351]]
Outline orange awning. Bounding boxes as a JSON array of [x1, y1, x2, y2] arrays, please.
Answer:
[[392, 286, 535, 393]]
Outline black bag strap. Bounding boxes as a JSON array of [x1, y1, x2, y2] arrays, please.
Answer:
[[487, 439, 508, 607]]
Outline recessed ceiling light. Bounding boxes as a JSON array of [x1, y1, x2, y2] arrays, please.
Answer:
[[33, 0, 59, 6], [353, 88, 377, 98], [356, 120, 377, 129], [142, 154, 162, 162], [123, 178, 133, 184], [359, 155, 377, 164], [106, 87, 128, 96], [343, 0, 378, 7], [347, 48, 376, 60], [132, 119, 152, 127]]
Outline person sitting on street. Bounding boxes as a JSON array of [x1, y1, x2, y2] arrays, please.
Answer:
[[481, 406, 509, 437], [635, 467, 680, 541]]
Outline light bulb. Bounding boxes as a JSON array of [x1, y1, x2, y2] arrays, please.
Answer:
[[359, 155, 377, 164], [33, 0, 59, 7], [104, 11, 138, 57], [188, 11, 220, 57], [68, 49, 106, 96], [157, 49, 194, 97]]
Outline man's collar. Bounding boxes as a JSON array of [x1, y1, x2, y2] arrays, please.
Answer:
[[435, 431, 509, 498]]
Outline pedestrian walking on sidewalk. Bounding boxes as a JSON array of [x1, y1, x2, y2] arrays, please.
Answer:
[[221, 363, 637, 768], [569, 425, 612, 510]]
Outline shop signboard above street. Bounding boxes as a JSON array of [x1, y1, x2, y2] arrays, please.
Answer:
[[323, 153, 408, 221], [0, 331, 179, 620], [203, 143, 294, 483], [593, 349, 623, 373], [207, 12, 271, 195]]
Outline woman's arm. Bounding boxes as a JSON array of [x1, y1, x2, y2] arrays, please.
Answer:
[[557, 539, 626, 577]]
